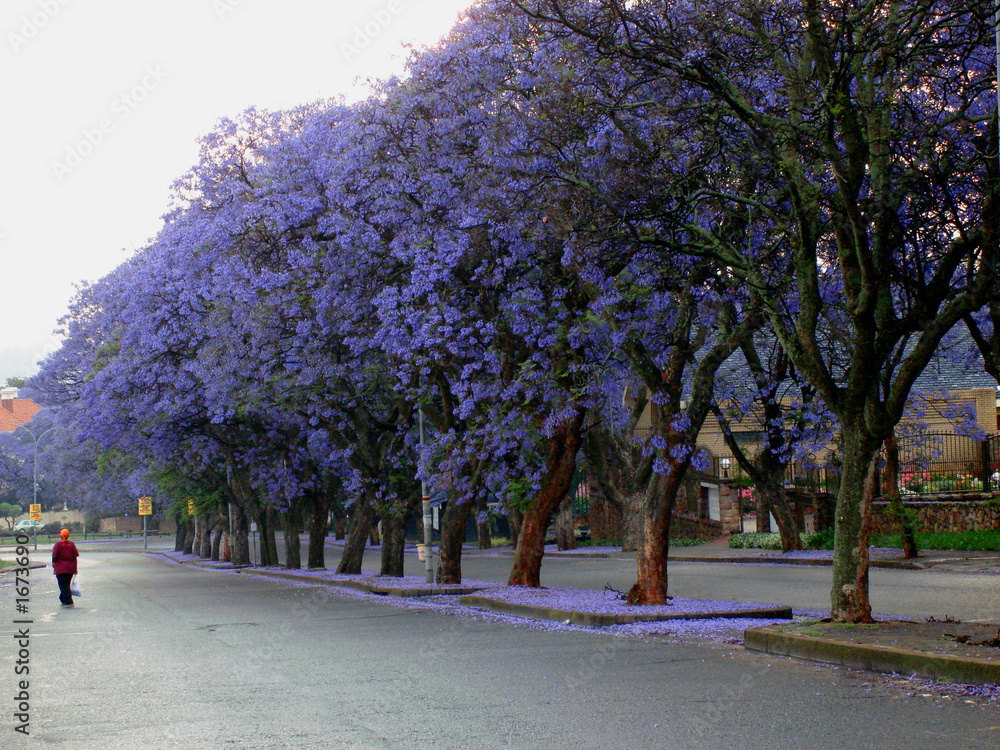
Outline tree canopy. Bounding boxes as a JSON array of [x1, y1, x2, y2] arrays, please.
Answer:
[[25, 0, 999, 620]]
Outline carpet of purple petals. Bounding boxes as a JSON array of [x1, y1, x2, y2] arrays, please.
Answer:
[[468, 584, 782, 616]]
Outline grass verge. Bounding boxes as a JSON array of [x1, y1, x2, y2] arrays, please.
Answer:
[[729, 529, 1000, 551]]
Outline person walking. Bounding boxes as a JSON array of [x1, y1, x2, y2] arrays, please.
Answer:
[[52, 528, 79, 608]]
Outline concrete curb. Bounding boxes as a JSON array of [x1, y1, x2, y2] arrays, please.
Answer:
[[745, 623, 1000, 685], [234, 568, 489, 597], [0, 563, 46, 575], [157, 553, 490, 596], [669, 555, 927, 569], [458, 594, 793, 627]]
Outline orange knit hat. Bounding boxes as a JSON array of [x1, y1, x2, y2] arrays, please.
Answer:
[[60, 529, 70, 539]]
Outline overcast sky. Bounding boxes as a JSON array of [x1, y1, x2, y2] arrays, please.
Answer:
[[1, 0, 475, 377]]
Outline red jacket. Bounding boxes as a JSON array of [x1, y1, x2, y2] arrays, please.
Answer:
[[51, 540, 79, 576]]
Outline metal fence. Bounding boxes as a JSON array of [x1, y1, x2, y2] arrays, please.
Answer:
[[891, 432, 1000, 496]]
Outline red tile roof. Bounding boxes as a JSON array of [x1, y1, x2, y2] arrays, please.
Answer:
[[0, 399, 41, 431]]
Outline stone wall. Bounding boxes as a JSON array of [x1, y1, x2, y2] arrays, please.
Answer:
[[872, 497, 1000, 534], [98, 516, 176, 533]]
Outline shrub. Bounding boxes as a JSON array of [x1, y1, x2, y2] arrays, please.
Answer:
[[729, 530, 835, 550], [802, 529, 835, 550], [728, 532, 782, 549]]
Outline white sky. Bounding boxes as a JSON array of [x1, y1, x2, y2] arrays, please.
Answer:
[[1, 0, 475, 375]]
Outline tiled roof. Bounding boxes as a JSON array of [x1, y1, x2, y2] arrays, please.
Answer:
[[0, 399, 41, 431]]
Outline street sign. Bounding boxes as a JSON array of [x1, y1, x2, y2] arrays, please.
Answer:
[[138, 497, 152, 516], [188, 499, 195, 516], [29, 504, 41, 521]]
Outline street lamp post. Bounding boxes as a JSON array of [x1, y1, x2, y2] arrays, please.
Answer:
[[18, 425, 55, 551]]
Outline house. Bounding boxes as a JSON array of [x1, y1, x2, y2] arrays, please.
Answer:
[[697, 333, 999, 475], [0, 387, 41, 431]]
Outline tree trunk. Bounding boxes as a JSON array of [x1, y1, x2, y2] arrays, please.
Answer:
[[621, 491, 643, 552], [307, 490, 330, 569], [830, 428, 879, 623], [231, 503, 250, 567], [260, 507, 279, 567], [211, 522, 223, 561], [182, 520, 195, 555], [436, 498, 474, 584], [757, 476, 802, 552], [379, 510, 407, 577], [220, 531, 231, 563], [884, 432, 918, 558], [283, 504, 302, 570], [755, 496, 771, 533], [226, 466, 255, 567], [508, 413, 585, 586], [507, 506, 522, 548], [336, 497, 375, 575], [199, 516, 213, 558], [628, 471, 675, 605], [174, 521, 186, 552], [555, 491, 577, 551], [475, 496, 492, 550]]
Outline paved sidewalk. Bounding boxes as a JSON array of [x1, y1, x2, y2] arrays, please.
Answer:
[[746, 619, 1000, 686]]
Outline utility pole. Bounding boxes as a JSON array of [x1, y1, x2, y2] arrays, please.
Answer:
[[419, 408, 434, 583]]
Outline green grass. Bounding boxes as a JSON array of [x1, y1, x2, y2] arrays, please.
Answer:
[[0, 560, 14, 570], [870, 529, 1000, 551], [729, 528, 1000, 551]]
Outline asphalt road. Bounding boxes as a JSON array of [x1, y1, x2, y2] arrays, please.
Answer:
[[1, 547, 998, 750]]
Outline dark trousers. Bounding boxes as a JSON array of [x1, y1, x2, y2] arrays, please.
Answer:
[[56, 573, 74, 606]]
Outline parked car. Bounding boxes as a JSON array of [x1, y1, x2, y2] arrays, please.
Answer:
[[13, 520, 44, 532]]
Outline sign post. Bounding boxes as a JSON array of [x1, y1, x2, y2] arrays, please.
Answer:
[[29, 504, 41, 551], [138, 497, 152, 550]]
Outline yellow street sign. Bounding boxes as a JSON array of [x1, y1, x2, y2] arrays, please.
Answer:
[[138, 497, 152, 516], [29, 504, 41, 521]]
